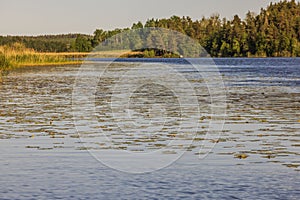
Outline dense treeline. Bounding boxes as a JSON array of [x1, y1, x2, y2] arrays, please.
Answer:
[[1, 0, 299, 57], [0, 34, 91, 52]]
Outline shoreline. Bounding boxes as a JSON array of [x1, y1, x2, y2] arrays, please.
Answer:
[[18, 61, 83, 67], [2, 55, 300, 71]]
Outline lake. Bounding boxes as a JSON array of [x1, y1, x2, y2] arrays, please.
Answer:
[[0, 58, 299, 199]]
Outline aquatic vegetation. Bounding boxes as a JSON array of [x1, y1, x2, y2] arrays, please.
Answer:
[[0, 43, 82, 74], [234, 153, 249, 159], [25, 145, 40, 149], [283, 163, 299, 168], [0, 52, 11, 72], [0, 59, 299, 173]]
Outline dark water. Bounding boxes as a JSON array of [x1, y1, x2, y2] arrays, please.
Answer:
[[0, 58, 299, 199]]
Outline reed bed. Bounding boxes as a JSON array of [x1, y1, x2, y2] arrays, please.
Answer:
[[0, 44, 141, 78], [0, 43, 83, 73]]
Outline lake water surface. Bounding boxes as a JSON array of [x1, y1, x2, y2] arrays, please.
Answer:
[[0, 58, 299, 199]]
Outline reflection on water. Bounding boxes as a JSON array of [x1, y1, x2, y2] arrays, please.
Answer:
[[0, 58, 299, 199]]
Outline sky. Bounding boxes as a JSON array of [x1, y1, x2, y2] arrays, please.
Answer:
[[0, 0, 292, 35]]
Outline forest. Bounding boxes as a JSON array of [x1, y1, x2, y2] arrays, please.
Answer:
[[0, 0, 299, 57]]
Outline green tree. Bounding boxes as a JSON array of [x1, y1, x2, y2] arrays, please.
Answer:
[[74, 35, 92, 52], [92, 29, 107, 47]]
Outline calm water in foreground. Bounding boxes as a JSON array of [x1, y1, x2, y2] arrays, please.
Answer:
[[0, 58, 299, 199]]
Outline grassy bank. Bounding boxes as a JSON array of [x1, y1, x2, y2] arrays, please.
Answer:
[[0, 44, 177, 77], [0, 43, 85, 75], [0, 44, 140, 74]]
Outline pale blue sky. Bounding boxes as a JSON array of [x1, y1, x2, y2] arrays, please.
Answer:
[[0, 0, 291, 35]]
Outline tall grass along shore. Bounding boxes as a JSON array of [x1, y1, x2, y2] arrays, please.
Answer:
[[0, 43, 84, 75]]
